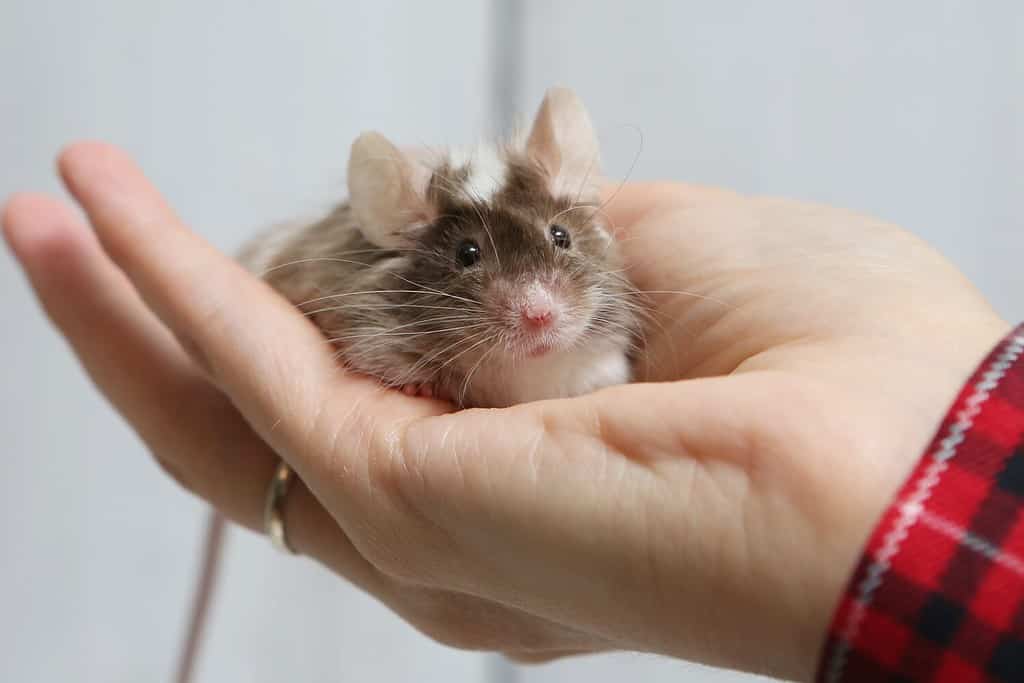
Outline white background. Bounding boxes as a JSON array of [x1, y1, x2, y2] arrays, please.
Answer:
[[2, 2, 1021, 681]]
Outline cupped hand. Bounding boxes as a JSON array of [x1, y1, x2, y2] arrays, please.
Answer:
[[3, 143, 1009, 681]]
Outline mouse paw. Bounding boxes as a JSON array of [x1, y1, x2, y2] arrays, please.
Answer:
[[397, 383, 439, 400]]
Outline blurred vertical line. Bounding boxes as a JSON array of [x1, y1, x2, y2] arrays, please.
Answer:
[[486, 2, 524, 683], [485, 655, 521, 683], [490, 0, 525, 136]]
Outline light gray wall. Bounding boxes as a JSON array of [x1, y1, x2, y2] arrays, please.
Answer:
[[517, 1, 1024, 322], [1, 2, 494, 682], [2, 2, 1020, 682]]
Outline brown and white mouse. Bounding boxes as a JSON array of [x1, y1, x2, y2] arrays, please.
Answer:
[[239, 86, 641, 407], [175, 88, 643, 683]]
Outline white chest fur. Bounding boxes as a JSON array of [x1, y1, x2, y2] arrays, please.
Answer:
[[469, 344, 631, 408]]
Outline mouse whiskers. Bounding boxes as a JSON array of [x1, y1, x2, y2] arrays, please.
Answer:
[[386, 271, 483, 307], [294, 288, 482, 309], [323, 321, 491, 345], [300, 302, 470, 318], [590, 123, 644, 225], [256, 247, 436, 278], [458, 336, 503, 407], [395, 328, 497, 386]]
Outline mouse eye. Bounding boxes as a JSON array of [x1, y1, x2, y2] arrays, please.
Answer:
[[549, 224, 571, 249], [455, 239, 481, 267]]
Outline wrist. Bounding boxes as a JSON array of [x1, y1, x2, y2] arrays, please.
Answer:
[[756, 317, 1013, 679], [816, 320, 1023, 682]]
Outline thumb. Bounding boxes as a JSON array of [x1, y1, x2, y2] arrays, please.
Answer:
[[598, 181, 740, 233], [389, 373, 789, 633]]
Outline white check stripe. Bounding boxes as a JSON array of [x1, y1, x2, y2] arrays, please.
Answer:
[[917, 508, 1024, 580], [824, 333, 1024, 682]]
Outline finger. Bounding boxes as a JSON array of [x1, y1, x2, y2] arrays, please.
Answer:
[[395, 375, 794, 645], [3, 192, 265, 524], [55, 142, 441, 487], [1, 193, 381, 589], [598, 181, 739, 231], [502, 649, 596, 664], [2, 189, 613, 652]]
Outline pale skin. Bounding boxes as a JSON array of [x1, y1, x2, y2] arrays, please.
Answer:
[[2, 142, 1011, 681]]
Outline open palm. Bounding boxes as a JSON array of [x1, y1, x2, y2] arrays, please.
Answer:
[[3, 144, 1008, 681]]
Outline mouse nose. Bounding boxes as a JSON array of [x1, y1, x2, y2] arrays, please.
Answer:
[[518, 283, 558, 330], [521, 307, 554, 329]]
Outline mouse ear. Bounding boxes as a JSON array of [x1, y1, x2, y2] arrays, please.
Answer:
[[525, 87, 601, 199], [347, 132, 433, 248]]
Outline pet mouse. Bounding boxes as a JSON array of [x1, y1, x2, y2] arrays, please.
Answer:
[[238, 86, 640, 407], [174, 87, 642, 682]]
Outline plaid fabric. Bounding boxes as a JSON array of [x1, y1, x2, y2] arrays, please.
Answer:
[[817, 324, 1024, 683]]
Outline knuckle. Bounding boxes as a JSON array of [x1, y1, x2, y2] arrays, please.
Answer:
[[422, 624, 494, 652], [368, 416, 425, 489], [152, 454, 197, 496], [181, 293, 233, 376], [404, 591, 561, 654], [503, 651, 561, 665], [411, 595, 501, 651], [175, 332, 214, 377], [315, 409, 475, 590], [385, 414, 459, 515], [173, 269, 241, 378], [358, 522, 445, 588], [325, 413, 442, 586], [362, 424, 451, 583], [360, 537, 427, 586]]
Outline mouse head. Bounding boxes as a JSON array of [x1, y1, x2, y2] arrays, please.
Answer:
[[346, 87, 636, 364]]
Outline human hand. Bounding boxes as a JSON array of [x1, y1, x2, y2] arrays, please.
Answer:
[[2, 143, 1009, 681]]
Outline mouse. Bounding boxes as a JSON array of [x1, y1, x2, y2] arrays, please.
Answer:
[[239, 86, 640, 407], [174, 87, 643, 683]]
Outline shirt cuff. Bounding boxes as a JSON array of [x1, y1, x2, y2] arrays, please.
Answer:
[[816, 323, 1024, 683]]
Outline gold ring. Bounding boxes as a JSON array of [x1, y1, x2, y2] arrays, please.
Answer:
[[263, 459, 296, 554]]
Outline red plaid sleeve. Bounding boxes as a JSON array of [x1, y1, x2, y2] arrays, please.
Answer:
[[817, 323, 1024, 683]]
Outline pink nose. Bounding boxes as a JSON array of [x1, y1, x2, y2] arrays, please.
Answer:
[[521, 307, 554, 329], [516, 282, 559, 330]]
